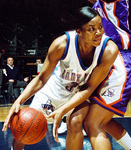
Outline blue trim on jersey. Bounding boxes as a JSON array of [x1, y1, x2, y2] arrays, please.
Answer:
[[52, 66, 58, 75], [75, 34, 88, 70], [97, 37, 111, 64], [61, 32, 70, 60]]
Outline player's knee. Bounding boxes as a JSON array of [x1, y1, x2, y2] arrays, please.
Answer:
[[83, 118, 100, 133], [67, 116, 83, 132]]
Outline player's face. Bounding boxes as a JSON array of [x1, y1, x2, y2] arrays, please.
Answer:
[[78, 15, 104, 47], [7, 58, 14, 66]]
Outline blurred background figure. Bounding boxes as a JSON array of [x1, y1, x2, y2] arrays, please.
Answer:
[[4, 56, 29, 103], [35, 58, 43, 75], [35, 58, 42, 65]]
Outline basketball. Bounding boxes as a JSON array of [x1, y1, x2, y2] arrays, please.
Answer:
[[10, 107, 47, 145]]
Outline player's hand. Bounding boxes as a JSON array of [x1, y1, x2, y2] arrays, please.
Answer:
[[2, 101, 21, 132], [48, 109, 64, 143]]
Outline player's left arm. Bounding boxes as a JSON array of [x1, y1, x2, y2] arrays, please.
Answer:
[[48, 40, 119, 142]]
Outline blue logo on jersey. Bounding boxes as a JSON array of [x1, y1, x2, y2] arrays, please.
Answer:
[[103, 88, 115, 97], [41, 99, 55, 115]]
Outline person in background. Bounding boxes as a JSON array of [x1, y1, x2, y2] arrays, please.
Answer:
[[4, 56, 29, 103], [35, 58, 43, 75], [35, 58, 42, 65], [2, 6, 131, 150]]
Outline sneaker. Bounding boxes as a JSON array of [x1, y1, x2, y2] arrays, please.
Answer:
[[58, 121, 67, 134]]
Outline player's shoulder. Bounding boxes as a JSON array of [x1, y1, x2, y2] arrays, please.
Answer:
[[47, 34, 67, 60], [52, 34, 67, 51], [105, 40, 118, 56], [102, 39, 118, 64]]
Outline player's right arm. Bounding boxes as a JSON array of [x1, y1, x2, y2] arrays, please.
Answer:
[[2, 34, 67, 131]]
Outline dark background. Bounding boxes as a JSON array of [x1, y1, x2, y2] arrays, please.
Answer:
[[0, 0, 93, 56], [0, 0, 130, 57]]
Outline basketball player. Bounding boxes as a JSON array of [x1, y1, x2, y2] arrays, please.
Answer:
[[58, 0, 131, 134], [58, 0, 131, 148], [2, 6, 131, 150]]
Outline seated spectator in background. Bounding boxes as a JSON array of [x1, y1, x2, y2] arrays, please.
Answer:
[[35, 58, 42, 65], [4, 56, 29, 103], [35, 58, 43, 75]]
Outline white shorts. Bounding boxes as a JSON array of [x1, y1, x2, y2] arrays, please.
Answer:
[[29, 90, 69, 124]]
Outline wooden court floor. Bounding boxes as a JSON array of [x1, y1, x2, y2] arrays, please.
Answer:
[[0, 99, 131, 150]]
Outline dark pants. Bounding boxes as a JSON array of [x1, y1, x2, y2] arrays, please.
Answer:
[[5, 80, 28, 97]]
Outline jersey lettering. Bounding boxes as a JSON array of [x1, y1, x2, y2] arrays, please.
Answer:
[[61, 69, 82, 82], [65, 82, 78, 92]]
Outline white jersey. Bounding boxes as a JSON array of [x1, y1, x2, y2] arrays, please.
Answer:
[[35, 31, 113, 106], [30, 30, 128, 120]]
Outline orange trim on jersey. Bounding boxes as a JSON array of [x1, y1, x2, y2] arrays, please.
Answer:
[[99, 52, 127, 105], [103, 1, 126, 49], [103, 2, 109, 20], [118, 51, 127, 93], [112, 2, 125, 49], [93, 96, 125, 116], [126, 32, 130, 49], [113, 2, 119, 26], [112, 2, 130, 49], [93, 51, 127, 116]]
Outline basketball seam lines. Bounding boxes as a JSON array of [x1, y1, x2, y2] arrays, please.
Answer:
[[12, 108, 30, 138], [19, 111, 39, 143], [27, 115, 47, 144]]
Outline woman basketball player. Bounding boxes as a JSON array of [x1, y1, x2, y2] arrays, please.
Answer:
[[2, 6, 131, 150]]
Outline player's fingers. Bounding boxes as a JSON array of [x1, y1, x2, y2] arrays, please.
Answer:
[[15, 104, 20, 113], [47, 112, 55, 119], [2, 103, 20, 131], [2, 115, 11, 131], [53, 122, 59, 143]]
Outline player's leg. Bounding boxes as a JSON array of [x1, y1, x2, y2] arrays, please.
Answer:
[[5, 82, 16, 102], [104, 118, 131, 150], [6, 82, 14, 96], [83, 102, 114, 150], [84, 103, 131, 150], [14, 80, 28, 89], [12, 138, 25, 150], [66, 101, 89, 150]]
